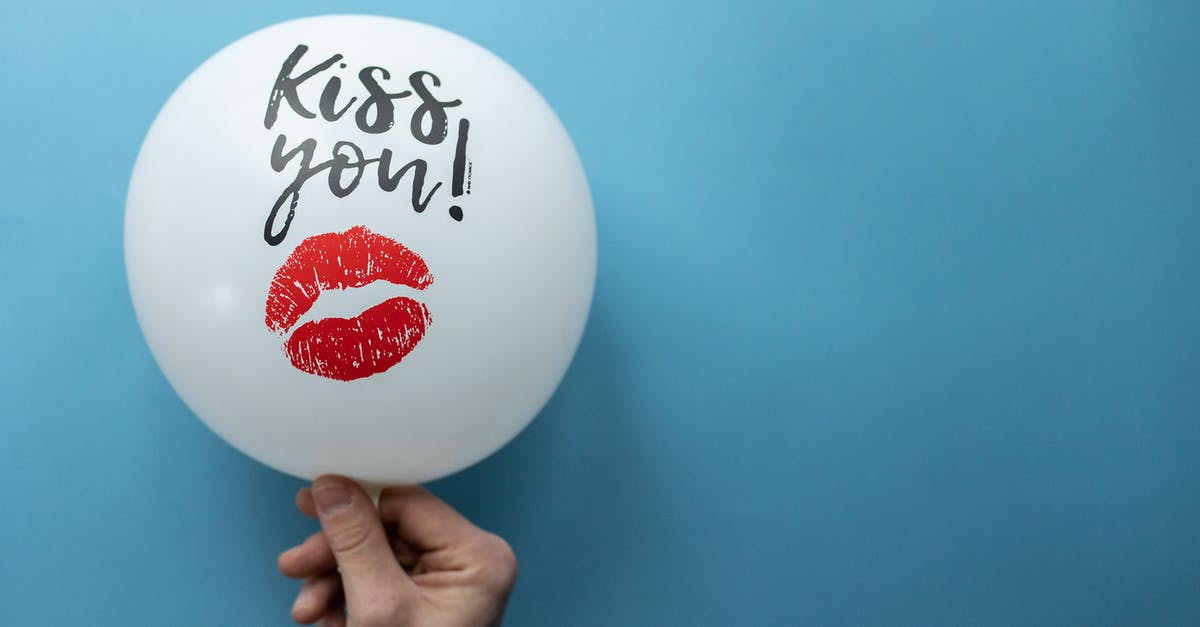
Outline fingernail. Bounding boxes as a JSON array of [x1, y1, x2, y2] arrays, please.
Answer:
[[312, 480, 352, 514]]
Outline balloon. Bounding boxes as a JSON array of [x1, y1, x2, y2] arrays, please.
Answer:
[[125, 16, 595, 484]]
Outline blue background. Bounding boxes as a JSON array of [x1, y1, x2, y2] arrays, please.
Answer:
[[1, 1, 1198, 625]]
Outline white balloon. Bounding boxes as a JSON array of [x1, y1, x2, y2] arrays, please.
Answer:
[[125, 15, 595, 484]]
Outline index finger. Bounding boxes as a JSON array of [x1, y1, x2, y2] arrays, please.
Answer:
[[378, 485, 481, 551]]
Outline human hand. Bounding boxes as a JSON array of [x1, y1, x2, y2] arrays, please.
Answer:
[[278, 475, 518, 626]]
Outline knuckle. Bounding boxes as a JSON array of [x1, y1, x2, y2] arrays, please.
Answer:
[[473, 533, 518, 590]]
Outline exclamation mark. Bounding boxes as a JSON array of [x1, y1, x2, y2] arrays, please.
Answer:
[[449, 118, 470, 222]]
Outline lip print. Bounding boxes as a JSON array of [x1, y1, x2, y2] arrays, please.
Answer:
[[264, 225, 434, 381]]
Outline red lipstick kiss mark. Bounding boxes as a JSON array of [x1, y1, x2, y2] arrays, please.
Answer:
[[265, 225, 433, 381]]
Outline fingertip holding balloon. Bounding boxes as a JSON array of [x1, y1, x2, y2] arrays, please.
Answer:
[[126, 15, 595, 484]]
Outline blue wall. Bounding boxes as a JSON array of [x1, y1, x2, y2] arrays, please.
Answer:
[[2, 1, 1198, 625]]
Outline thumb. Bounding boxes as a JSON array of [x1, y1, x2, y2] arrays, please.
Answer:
[[311, 475, 414, 612]]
